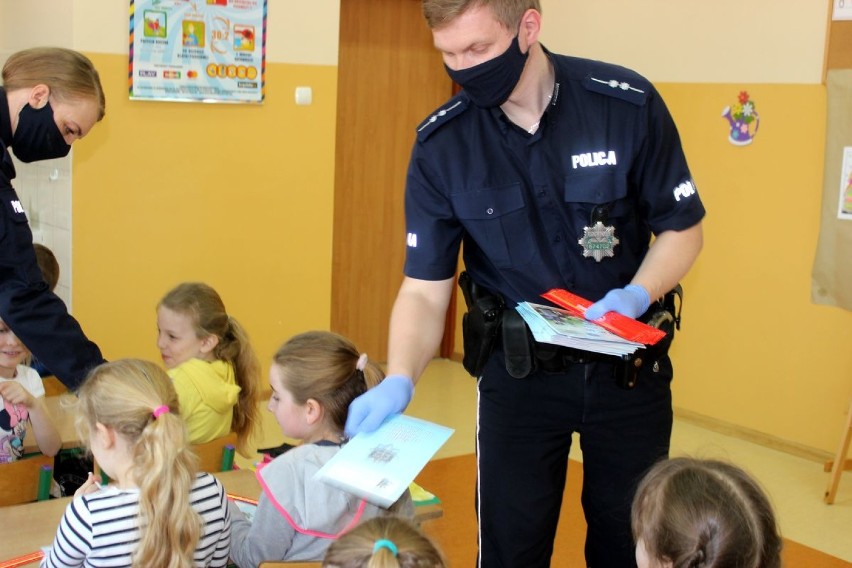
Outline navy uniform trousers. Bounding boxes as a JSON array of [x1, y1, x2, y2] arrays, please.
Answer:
[[475, 348, 673, 568]]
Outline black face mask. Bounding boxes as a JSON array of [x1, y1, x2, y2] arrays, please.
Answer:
[[11, 101, 71, 163], [445, 34, 529, 108]]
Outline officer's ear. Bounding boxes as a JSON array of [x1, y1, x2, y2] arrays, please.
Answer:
[[26, 84, 51, 110], [518, 8, 541, 49]]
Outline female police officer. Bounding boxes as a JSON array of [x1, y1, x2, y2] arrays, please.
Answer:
[[345, 2, 705, 567], [1, 47, 106, 389]]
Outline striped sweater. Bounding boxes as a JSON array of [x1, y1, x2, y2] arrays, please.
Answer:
[[41, 472, 231, 567]]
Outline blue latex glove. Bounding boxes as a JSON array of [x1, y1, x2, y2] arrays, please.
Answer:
[[585, 284, 650, 320], [344, 374, 414, 438]]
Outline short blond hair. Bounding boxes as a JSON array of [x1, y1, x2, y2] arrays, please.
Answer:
[[422, 0, 541, 30], [2, 47, 105, 120]]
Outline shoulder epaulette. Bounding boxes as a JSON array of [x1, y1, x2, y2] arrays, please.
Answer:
[[583, 72, 649, 106], [416, 94, 469, 141]]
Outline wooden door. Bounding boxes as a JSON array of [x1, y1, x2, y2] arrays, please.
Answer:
[[332, 0, 454, 361]]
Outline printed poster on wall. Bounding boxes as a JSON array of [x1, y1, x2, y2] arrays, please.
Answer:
[[129, 0, 267, 103], [837, 147, 852, 220]]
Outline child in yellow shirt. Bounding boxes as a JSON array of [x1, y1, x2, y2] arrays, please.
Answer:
[[156, 282, 260, 456]]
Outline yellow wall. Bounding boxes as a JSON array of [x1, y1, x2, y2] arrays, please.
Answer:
[[661, 82, 852, 451], [0, 0, 341, 374], [72, 53, 338, 369]]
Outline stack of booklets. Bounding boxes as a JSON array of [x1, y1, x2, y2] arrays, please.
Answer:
[[314, 414, 454, 508], [515, 288, 666, 357]]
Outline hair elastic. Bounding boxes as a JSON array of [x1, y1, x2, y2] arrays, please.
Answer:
[[152, 405, 170, 419], [356, 353, 368, 372], [372, 539, 398, 557]]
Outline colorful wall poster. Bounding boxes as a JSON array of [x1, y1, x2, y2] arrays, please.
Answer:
[[130, 0, 267, 103]]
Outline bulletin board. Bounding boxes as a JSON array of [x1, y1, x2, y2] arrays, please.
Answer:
[[811, 2, 852, 310]]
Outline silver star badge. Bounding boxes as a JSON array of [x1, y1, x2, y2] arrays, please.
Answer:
[[578, 221, 619, 262]]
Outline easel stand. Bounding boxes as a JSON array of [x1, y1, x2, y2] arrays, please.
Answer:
[[824, 399, 852, 504]]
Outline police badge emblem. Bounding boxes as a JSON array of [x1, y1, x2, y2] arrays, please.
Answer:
[[578, 221, 619, 262]]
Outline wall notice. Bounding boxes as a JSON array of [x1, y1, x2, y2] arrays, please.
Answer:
[[130, 0, 267, 103]]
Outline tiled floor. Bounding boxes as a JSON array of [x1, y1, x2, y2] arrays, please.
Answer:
[[242, 358, 852, 563]]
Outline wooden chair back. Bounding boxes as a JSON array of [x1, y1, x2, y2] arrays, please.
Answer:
[[0, 453, 54, 506], [42, 376, 69, 396], [191, 431, 239, 472]]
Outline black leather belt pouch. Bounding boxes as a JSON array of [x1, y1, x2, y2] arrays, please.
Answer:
[[502, 309, 533, 378]]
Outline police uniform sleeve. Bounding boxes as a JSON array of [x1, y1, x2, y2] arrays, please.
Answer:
[[402, 97, 468, 281], [630, 84, 705, 232], [0, 187, 103, 391], [0, 282, 104, 391]]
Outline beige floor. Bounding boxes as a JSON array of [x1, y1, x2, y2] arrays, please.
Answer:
[[242, 358, 852, 563]]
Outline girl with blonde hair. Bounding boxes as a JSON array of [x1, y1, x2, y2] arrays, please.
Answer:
[[157, 282, 261, 455], [323, 516, 447, 568], [0, 318, 60, 462], [41, 359, 231, 567]]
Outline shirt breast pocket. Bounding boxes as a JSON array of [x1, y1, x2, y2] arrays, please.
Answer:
[[451, 183, 533, 269], [564, 170, 644, 256]]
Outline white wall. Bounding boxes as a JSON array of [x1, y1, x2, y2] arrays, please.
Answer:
[[1, 0, 340, 64], [539, 0, 828, 83]]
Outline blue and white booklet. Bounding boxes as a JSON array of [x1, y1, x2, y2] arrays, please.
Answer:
[[314, 414, 454, 508], [516, 301, 644, 357]]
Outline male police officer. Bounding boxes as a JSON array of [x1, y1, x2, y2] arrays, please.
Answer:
[[346, 2, 704, 566]]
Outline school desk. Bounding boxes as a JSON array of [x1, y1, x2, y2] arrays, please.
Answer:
[[22, 395, 80, 455], [0, 469, 258, 567]]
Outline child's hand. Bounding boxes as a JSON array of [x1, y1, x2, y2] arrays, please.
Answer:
[[74, 472, 102, 498], [0, 381, 34, 407]]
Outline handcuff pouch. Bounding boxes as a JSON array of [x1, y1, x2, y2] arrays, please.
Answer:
[[502, 309, 533, 378]]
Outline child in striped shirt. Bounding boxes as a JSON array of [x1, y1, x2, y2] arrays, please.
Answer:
[[41, 359, 232, 568]]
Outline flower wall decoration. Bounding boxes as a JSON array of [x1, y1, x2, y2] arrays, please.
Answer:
[[722, 91, 760, 146]]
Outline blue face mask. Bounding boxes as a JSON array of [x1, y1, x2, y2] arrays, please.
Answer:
[[12, 101, 71, 163], [444, 34, 529, 108]]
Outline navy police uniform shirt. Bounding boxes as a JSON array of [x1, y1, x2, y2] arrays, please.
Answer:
[[403, 49, 706, 304], [0, 87, 104, 389]]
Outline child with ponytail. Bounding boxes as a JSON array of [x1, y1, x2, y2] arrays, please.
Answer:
[[631, 457, 782, 568], [157, 282, 261, 455], [323, 516, 447, 568], [41, 359, 231, 567], [228, 331, 415, 566]]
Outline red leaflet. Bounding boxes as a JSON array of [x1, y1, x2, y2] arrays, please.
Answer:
[[541, 289, 666, 346]]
